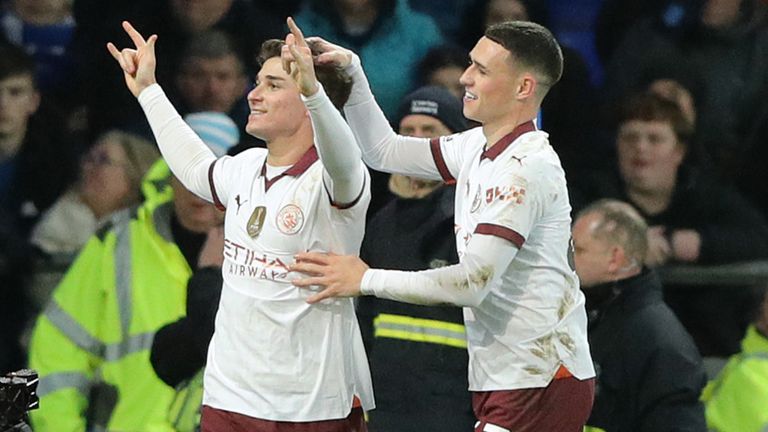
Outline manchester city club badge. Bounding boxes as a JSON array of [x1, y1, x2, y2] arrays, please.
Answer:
[[247, 206, 267, 239]]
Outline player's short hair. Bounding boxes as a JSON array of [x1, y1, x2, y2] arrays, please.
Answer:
[[0, 42, 36, 83], [619, 92, 694, 147], [577, 199, 649, 265], [258, 39, 352, 110], [484, 21, 563, 94]]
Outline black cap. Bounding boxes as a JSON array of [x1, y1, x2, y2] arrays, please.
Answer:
[[395, 85, 469, 133]]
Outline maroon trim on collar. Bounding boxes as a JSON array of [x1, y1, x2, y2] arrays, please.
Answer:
[[480, 120, 537, 162], [475, 223, 525, 248], [430, 137, 456, 185], [208, 160, 225, 211], [260, 147, 320, 192]]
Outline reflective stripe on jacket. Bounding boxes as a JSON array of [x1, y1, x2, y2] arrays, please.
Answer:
[[374, 313, 467, 349], [29, 161, 190, 432]]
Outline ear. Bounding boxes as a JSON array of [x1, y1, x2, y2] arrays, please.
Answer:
[[606, 245, 626, 274], [28, 89, 41, 115], [672, 141, 687, 166], [516, 73, 537, 100]]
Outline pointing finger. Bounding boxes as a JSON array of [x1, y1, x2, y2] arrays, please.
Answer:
[[286, 17, 308, 48], [122, 21, 146, 48]]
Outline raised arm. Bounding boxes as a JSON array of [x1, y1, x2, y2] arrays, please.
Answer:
[[107, 21, 214, 200], [309, 37, 453, 181], [284, 18, 365, 205]]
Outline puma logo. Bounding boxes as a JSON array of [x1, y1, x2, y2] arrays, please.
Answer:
[[235, 194, 247, 214], [511, 155, 527, 166]]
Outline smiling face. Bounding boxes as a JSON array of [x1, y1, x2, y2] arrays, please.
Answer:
[[617, 119, 685, 195], [459, 37, 522, 127], [245, 57, 308, 142]]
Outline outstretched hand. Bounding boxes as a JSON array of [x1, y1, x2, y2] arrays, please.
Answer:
[[282, 17, 319, 97], [106, 21, 158, 98], [305, 36, 355, 69], [290, 252, 369, 304]]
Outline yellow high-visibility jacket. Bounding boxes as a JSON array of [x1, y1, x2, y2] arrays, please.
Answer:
[[29, 161, 190, 432], [702, 325, 768, 432]]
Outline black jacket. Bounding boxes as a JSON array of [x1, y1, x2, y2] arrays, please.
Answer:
[[571, 166, 768, 356], [585, 269, 707, 431], [150, 218, 217, 387], [357, 185, 475, 432]]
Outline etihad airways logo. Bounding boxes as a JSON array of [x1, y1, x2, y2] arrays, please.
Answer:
[[224, 239, 290, 281]]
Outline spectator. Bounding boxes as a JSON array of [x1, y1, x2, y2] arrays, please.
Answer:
[[0, 42, 78, 238], [409, 0, 483, 46], [0, 0, 77, 105], [71, 0, 283, 139], [0, 208, 34, 374], [151, 226, 225, 432], [570, 92, 768, 356], [602, 0, 768, 181], [170, 31, 249, 134], [30, 130, 159, 256], [27, 123, 232, 431], [573, 199, 707, 431], [295, 0, 444, 118], [357, 85, 473, 431], [702, 287, 768, 432], [593, 0, 669, 67]]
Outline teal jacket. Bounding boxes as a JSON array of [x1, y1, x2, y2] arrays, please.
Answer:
[[296, 0, 444, 118]]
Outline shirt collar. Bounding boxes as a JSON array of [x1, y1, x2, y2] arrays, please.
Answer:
[[260, 146, 319, 179], [480, 120, 537, 161]]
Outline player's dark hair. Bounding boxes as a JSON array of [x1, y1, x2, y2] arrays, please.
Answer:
[[258, 39, 352, 110], [484, 21, 563, 92]]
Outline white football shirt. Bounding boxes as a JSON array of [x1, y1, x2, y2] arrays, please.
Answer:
[[203, 147, 374, 420], [137, 83, 374, 422], [341, 56, 595, 391]]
